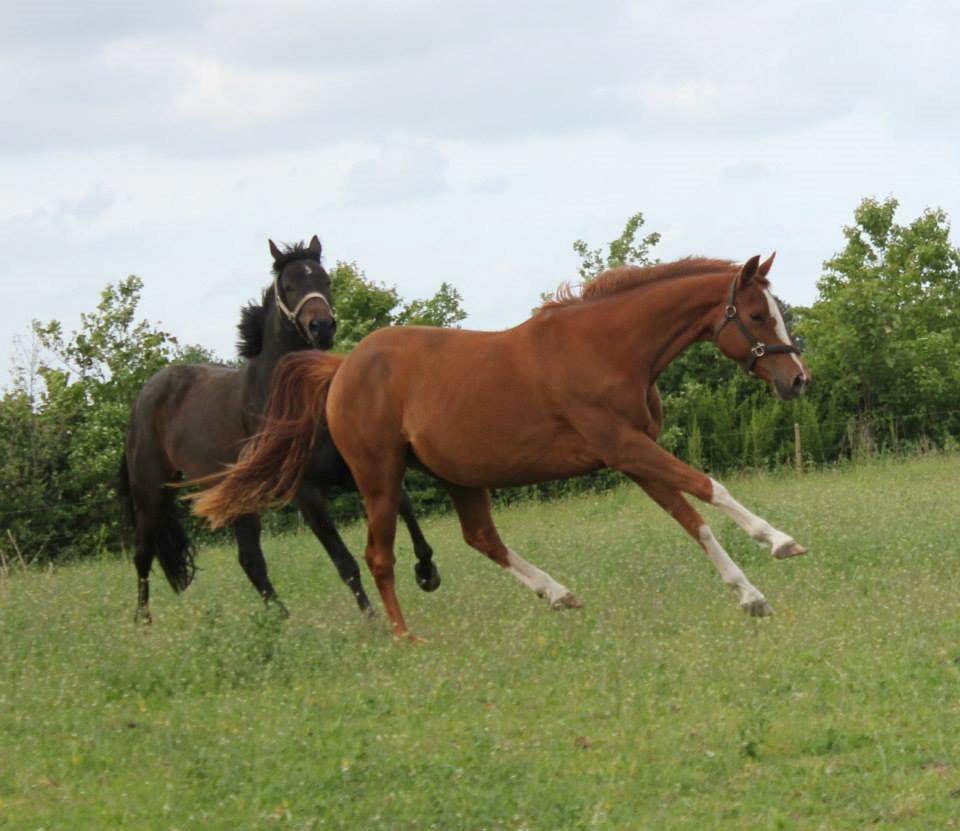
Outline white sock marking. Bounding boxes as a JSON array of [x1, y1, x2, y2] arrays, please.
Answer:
[[506, 549, 573, 606], [710, 478, 796, 554], [699, 525, 768, 611]]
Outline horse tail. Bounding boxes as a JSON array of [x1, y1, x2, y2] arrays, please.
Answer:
[[153, 499, 197, 593], [120, 449, 197, 592], [192, 351, 344, 528]]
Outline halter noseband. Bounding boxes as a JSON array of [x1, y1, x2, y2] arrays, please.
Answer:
[[273, 266, 335, 345], [714, 276, 800, 374]]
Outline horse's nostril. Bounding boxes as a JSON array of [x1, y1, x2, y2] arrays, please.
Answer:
[[792, 374, 806, 393]]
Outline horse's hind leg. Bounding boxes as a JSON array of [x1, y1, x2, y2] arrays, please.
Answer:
[[133, 526, 155, 625], [362, 485, 410, 638], [398, 488, 440, 592], [234, 514, 288, 616], [444, 484, 581, 610], [129, 486, 170, 625], [294, 482, 372, 613]]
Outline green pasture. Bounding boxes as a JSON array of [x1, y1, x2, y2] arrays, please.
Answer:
[[2, 455, 959, 830]]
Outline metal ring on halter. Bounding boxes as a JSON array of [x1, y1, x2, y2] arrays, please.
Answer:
[[750, 343, 766, 358]]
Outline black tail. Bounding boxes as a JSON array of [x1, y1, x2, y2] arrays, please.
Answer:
[[119, 452, 196, 593], [154, 496, 197, 593]]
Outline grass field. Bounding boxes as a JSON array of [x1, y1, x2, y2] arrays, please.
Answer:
[[2, 455, 959, 830]]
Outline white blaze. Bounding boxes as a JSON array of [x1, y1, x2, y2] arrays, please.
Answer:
[[764, 289, 806, 376]]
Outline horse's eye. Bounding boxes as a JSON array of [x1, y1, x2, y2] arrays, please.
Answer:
[[750, 313, 765, 323]]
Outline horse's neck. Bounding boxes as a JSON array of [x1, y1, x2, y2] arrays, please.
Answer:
[[586, 273, 728, 380], [243, 323, 307, 413]]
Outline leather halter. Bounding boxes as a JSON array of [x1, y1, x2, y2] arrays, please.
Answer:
[[273, 264, 335, 345], [714, 276, 800, 374]]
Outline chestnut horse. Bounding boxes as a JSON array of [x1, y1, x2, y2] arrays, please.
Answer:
[[195, 254, 810, 640]]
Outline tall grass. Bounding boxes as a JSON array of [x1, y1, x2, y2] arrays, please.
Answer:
[[2, 455, 959, 829]]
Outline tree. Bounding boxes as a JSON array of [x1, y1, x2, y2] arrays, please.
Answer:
[[1, 276, 183, 562], [798, 196, 960, 446], [330, 261, 467, 351], [396, 282, 467, 328], [572, 211, 662, 281]]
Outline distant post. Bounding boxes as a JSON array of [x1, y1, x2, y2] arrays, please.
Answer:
[[794, 423, 802, 474]]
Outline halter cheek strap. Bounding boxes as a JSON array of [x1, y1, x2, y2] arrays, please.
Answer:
[[714, 277, 800, 374], [273, 272, 335, 344]]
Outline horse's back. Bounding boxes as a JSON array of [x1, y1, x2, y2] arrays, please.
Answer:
[[327, 325, 591, 486], [127, 363, 247, 480], [330, 325, 515, 417]]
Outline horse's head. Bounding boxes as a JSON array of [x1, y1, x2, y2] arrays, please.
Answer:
[[269, 235, 337, 349], [713, 253, 810, 400]]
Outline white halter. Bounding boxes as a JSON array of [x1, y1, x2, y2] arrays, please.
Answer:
[[273, 271, 334, 342]]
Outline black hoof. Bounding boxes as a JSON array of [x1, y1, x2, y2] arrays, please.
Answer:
[[414, 561, 442, 592]]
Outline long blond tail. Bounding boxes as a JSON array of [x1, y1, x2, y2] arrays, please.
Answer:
[[192, 351, 343, 527]]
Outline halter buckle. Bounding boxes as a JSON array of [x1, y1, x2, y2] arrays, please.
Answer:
[[750, 343, 766, 358], [724, 304, 737, 319]]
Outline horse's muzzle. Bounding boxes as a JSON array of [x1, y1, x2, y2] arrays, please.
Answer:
[[773, 371, 809, 400], [307, 317, 336, 349]]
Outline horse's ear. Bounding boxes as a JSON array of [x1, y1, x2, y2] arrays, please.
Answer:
[[758, 251, 776, 279], [268, 239, 283, 262], [739, 255, 761, 287], [308, 235, 322, 259]]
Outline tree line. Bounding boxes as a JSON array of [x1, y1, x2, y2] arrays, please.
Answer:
[[2, 196, 958, 564]]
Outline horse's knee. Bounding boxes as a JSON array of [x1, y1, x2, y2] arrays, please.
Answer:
[[364, 546, 395, 583]]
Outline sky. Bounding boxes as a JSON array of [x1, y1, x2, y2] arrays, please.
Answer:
[[2, 0, 958, 379]]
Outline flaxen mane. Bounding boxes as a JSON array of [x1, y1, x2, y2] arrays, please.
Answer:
[[540, 257, 742, 312]]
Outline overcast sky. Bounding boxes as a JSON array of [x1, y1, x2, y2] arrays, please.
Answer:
[[2, 0, 958, 379]]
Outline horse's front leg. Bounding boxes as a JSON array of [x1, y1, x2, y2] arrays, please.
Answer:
[[397, 488, 441, 592], [630, 476, 771, 616], [594, 427, 806, 615], [708, 480, 806, 559], [602, 427, 806, 559]]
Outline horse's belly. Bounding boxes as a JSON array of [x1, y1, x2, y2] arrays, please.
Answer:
[[408, 420, 600, 489]]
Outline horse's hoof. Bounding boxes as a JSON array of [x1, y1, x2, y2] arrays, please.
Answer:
[[741, 596, 773, 617], [551, 592, 583, 610], [393, 631, 428, 645], [266, 597, 290, 618], [773, 541, 807, 559], [414, 561, 442, 592], [134, 608, 152, 626]]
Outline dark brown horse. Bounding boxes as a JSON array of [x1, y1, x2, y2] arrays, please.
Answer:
[[195, 254, 809, 640], [120, 236, 438, 623]]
